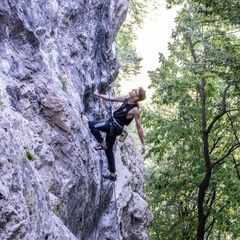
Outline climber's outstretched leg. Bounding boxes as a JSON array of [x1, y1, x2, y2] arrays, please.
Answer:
[[88, 120, 117, 181], [88, 120, 108, 150]]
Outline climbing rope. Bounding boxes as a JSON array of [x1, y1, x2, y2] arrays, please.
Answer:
[[94, 151, 103, 240], [122, 143, 136, 240], [131, 185, 136, 240], [113, 182, 120, 239], [93, 1, 120, 240], [100, 11, 120, 230]]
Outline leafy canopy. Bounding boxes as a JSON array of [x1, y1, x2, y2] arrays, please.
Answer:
[[143, 0, 240, 239]]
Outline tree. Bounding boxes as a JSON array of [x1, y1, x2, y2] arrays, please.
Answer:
[[115, 0, 159, 85], [144, 1, 240, 239], [115, 0, 147, 84]]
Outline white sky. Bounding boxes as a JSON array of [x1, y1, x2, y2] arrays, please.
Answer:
[[119, 2, 180, 101]]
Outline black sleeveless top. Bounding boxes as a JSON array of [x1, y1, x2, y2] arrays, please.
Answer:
[[113, 98, 139, 126]]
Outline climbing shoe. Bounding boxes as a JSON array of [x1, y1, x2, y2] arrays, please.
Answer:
[[103, 174, 117, 181], [94, 144, 107, 151]]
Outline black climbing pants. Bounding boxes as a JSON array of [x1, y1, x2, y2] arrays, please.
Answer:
[[88, 120, 117, 173]]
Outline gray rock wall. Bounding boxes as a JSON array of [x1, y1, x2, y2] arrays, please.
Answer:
[[0, 0, 151, 239]]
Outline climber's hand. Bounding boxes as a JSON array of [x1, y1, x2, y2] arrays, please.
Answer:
[[93, 89, 99, 97]]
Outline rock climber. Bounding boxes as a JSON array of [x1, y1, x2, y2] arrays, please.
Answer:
[[88, 87, 146, 181]]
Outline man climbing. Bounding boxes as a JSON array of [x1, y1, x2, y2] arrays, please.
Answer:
[[88, 87, 146, 181]]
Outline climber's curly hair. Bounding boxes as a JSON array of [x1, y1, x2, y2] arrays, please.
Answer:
[[137, 87, 146, 102]]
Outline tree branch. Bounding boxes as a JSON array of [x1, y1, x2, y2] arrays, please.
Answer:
[[213, 143, 240, 167], [232, 155, 240, 180], [227, 112, 240, 144], [206, 84, 232, 134]]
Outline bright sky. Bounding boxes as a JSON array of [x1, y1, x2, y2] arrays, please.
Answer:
[[119, 2, 180, 101]]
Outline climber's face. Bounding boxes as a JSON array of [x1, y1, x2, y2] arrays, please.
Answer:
[[129, 89, 139, 100]]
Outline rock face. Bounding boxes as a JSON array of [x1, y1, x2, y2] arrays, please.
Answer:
[[0, 0, 151, 239]]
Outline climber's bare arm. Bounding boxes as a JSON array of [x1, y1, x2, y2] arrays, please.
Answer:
[[93, 89, 127, 102]]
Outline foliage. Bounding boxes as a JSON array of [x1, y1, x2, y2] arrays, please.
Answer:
[[58, 76, 68, 92], [0, 91, 5, 109], [115, 23, 142, 82], [115, 1, 144, 85], [115, 0, 159, 90], [143, 1, 240, 239], [190, 0, 240, 25], [26, 150, 35, 161]]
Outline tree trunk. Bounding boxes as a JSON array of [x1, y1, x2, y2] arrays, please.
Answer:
[[197, 77, 212, 240]]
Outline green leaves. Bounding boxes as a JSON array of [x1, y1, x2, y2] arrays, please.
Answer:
[[144, 0, 240, 239], [115, 0, 161, 86]]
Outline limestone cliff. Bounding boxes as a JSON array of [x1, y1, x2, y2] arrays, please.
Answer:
[[0, 0, 151, 239]]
